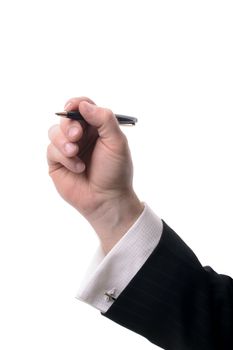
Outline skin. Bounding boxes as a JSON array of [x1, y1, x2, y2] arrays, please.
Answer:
[[47, 97, 144, 254]]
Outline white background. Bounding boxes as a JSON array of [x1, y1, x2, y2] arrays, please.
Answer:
[[0, 1, 232, 349]]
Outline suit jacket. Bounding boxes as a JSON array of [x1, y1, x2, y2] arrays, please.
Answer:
[[102, 220, 233, 349]]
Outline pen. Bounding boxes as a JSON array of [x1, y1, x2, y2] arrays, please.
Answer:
[[55, 111, 138, 125]]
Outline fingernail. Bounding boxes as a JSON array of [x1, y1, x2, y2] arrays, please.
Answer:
[[64, 142, 77, 154], [76, 162, 85, 173], [64, 102, 73, 111], [68, 127, 79, 138]]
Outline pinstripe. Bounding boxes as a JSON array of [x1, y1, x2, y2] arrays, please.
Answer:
[[103, 220, 233, 349]]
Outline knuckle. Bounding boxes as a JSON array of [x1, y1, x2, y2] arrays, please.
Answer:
[[46, 143, 53, 159], [110, 131, 128, 150], [119, 132, 128, 148], [48, 124, 58, 140], [104, 108, 114, 120], [98, 107, 114, 123]]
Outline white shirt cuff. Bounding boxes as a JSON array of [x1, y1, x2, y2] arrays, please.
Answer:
[[76, 203, 163, 313]]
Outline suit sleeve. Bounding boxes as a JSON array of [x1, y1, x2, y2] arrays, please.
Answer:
[[102, 220, 233, 350]]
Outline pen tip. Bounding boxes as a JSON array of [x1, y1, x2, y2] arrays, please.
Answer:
[[55, 111, 68, 116]]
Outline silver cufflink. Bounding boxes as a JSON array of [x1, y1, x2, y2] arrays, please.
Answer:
[[104, 288, 116, 302]]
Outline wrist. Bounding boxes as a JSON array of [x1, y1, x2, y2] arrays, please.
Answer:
[[87, 191, 144, 254]]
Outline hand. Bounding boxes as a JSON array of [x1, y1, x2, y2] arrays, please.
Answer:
[[47, 97, 144, 253]]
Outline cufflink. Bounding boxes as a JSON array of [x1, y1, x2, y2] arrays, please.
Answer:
[[104, 288, 116, 302]]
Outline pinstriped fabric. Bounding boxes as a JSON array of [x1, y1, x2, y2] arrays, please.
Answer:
[[102, 221, 233, 350]]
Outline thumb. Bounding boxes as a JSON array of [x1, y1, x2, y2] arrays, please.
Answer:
[[79, 101, 123, 142]]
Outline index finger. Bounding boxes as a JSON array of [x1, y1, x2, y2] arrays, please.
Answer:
[[60, 96, 96, 141], [64, 96, 96, 112]]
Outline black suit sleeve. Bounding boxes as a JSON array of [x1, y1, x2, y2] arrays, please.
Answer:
[[101, 220, 233, 350]]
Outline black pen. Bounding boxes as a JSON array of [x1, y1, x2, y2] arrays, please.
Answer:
[[55, 111, 138, 125]]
